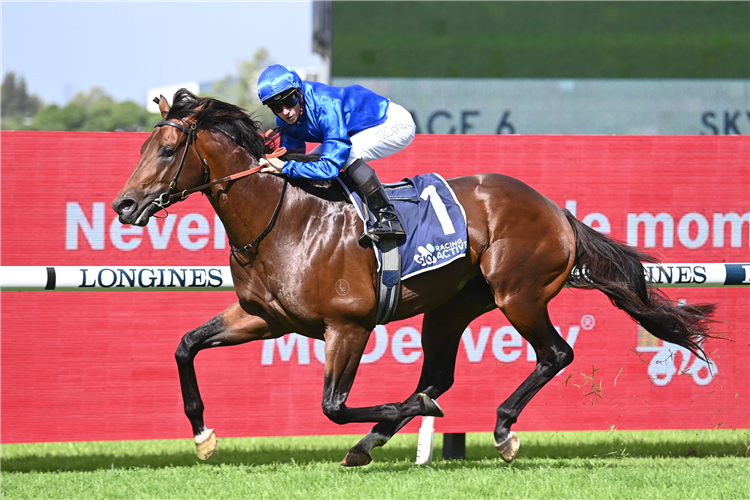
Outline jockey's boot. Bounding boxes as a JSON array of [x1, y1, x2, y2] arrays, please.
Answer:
[[365, 185, 406, 239], [347, 159, 405, 240]]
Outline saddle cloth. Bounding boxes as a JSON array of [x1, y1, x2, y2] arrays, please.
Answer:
[[339, 172, 469, 280]]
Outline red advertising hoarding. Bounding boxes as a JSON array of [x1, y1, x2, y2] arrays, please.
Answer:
[[1, 132, 748, 444]]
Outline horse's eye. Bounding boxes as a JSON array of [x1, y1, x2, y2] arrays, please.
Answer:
[[164, 147, 175, 158]]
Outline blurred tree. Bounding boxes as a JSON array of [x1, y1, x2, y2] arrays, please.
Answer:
[[1, 72, 44, 129], [27, 87, 162, 132], [206, 47, 276, 130], [4, 52, 284, 132]]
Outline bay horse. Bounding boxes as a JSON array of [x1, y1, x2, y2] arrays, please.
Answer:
[[112, 90, 715, 466]]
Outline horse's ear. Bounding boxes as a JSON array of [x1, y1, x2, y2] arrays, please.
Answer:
[[158, 95, 170, 119], [183, 103, 205, 128]]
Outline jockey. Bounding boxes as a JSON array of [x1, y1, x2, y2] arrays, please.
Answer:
[[256, 64, 415, 239]]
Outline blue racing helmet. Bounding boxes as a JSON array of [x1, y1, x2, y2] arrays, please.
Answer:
[[257, 65, 302, 104]]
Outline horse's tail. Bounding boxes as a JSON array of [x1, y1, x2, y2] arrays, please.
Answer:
[[562, 209, 717, 361]]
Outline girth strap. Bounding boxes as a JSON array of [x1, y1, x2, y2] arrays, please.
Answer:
[[375, 238, 402, 325]]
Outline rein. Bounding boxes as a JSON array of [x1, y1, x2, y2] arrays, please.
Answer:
[[152, 118, 288, 255], [232, 178, 288, 257]]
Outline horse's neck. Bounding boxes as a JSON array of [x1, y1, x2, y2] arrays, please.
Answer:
[[197, 135, 270, 248], [209, 169, 282, 248], [201, 133, 346, 253]]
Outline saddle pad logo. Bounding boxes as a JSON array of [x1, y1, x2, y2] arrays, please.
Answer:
[[414, 241, 468, 269]]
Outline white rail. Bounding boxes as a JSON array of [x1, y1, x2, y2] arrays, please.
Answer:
[[1, 263, 748, 292], [0, 266, 235, 291]]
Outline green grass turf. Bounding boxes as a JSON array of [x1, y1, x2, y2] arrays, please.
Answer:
[[2, 429, 748, 499]]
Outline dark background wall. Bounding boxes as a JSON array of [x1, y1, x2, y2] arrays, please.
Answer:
[[332, 1, 749, 79]]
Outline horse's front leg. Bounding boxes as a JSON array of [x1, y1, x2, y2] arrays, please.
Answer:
[[320, 323, 443, 465], [175, 301, 280, 460]]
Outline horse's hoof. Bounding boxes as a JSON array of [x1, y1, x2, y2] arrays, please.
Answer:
[[495, 431, 520, 463], [341, 447, 372, 467], [417, 393, 445, 417], [195, 429, 217, 460]]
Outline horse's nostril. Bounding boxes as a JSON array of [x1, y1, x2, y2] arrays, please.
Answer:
[[114, 198, 136, 215]]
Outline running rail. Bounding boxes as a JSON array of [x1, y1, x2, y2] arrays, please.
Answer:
[[1, 263, 748, 291]]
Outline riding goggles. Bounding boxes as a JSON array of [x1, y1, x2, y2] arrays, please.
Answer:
[[265, 90, 299, 114]]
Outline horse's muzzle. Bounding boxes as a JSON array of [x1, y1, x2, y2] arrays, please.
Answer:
[[112, 195, 159, 226]]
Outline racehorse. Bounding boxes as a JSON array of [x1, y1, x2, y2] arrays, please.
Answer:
[[112, 89, 716, 466]]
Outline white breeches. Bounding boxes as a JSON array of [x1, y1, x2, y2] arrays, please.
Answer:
[[308, 102, 416, 168]]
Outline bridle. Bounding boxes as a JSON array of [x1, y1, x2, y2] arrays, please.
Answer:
[[151, 119, 279, 211], [151, 118, 288, 255]]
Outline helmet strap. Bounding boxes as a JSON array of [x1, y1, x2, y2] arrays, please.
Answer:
[[297, 91, 305, 121]]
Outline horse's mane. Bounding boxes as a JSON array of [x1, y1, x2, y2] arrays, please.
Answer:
[[165, 88, 317, 164], [166, 88, 344, 200]]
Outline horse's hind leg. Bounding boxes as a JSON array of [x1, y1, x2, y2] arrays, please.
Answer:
[[342, 276, 496, 466], [175, 301, 280, 460], [493, 302, 574, 462]]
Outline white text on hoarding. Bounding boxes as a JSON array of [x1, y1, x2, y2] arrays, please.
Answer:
[[260, 323, 580, 375], [66, 202, 227, 251], [66, 202, 748, 252]]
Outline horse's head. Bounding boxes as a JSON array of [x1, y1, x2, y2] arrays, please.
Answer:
[[112, 95, 209, 226], [112, 90, 271, 227]]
